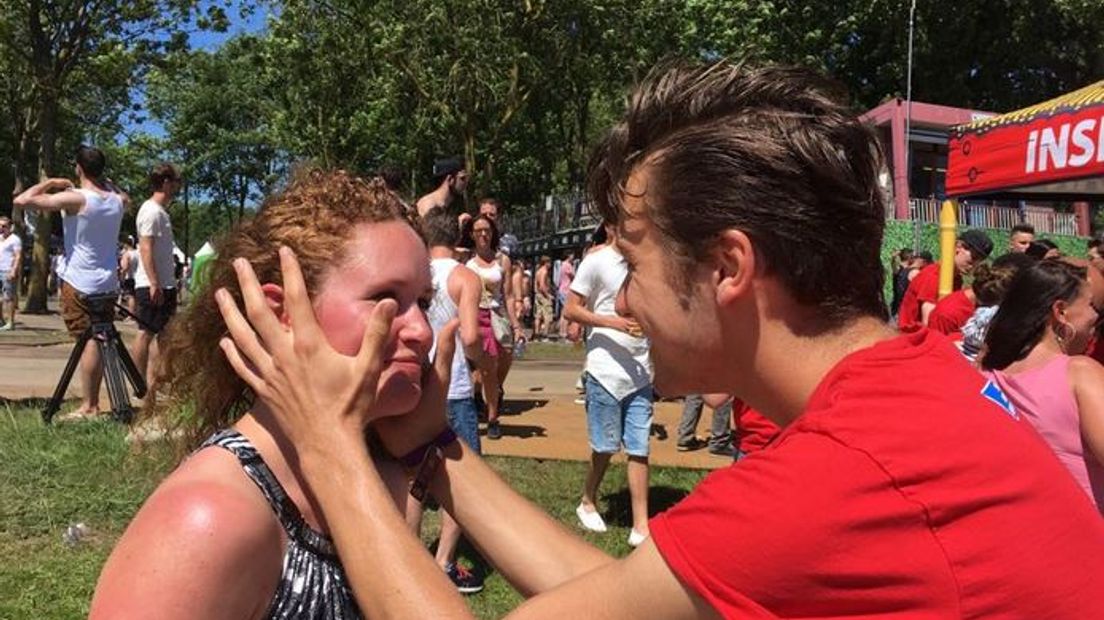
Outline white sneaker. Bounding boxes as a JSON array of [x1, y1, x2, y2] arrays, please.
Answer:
[[0, 322, 12, 331], [576, 503, 607, 533], [628, 529, 649, 547]]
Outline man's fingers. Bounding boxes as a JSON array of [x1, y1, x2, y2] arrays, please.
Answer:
[[357, 299, 397, 382], [232, 257, 286, 348], [279, 247, 323, 341], [215, 287, 274, 376]]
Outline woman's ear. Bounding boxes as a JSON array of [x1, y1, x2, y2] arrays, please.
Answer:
[[260, 283, 288, 326], [1051, 299, 1069, 321]]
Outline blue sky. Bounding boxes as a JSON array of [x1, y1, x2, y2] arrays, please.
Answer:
[[123, 1, 273, 138], [189, 1, 273, 51]]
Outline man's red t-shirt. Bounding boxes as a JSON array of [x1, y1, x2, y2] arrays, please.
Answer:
[[731, 399, 779, 454], [650, 330, 1104, 618], [1089, 330, 1104, 365], [927, 288, 975, 339], [897, 263, 962, 332]]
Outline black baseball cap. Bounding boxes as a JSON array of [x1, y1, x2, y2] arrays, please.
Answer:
[[432, 156, 464, 178], [959, 229, 994, 260]]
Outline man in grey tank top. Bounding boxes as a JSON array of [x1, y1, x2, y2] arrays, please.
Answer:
[[14, 145, 126, 418]]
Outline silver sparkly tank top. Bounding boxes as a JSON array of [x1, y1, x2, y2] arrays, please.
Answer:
[[199, 429, 361, 619]]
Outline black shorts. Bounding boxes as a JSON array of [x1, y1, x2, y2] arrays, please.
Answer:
[[134, 287, 178, 334]]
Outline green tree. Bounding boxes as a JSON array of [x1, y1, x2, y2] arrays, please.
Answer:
[[147, 35, 284, 227], [0, 0, 224, 312]]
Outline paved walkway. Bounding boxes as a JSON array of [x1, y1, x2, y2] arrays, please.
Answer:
[[0, 308, 729, 471]]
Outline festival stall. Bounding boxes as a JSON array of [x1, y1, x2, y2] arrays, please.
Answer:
[[934, 80, 1104, 295], [947, 79, 1104, 200]]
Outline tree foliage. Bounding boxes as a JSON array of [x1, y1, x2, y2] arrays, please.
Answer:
[[3, 0, 1102, 300], [0, 0, 224, 311]]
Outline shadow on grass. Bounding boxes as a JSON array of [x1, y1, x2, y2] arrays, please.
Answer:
[[603, 485, 694, 525], [0, 396, 50, 410]]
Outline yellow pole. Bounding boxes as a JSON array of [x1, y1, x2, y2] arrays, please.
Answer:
[[937, 200, 957, 300]]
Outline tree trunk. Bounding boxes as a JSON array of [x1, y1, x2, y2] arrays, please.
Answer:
[[23, 91, 58, 314], [463, 129, 478, 211]]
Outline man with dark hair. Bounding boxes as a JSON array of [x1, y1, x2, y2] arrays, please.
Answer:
[[478, 197, 501, 221], [1009, 222, 1035, 253], [221, 62, 1104, 618], [1026, 238, 1061, 260], [407, 207, 487, 593], [1089, 236, 1103, 271], [415, 156, 468, 218], [0, 216, 21, 330], [14, 145, 125, 418], [376, 163, 406, 194], [889, 247, 914, 319], [132, 163, 182, 404], [897, 229, 993, 331]]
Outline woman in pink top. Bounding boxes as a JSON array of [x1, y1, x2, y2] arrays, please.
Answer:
[[981, 259, 1104, 512]]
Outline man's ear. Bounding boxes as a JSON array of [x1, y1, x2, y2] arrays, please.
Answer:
[[260, 283, 288, 326], [713, 229, 756, 306]]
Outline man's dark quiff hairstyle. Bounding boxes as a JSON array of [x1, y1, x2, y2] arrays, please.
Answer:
[[587, 60, 888, 327]]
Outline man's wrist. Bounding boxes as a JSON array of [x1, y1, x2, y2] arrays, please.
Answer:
[[299, 431, 369, 479]]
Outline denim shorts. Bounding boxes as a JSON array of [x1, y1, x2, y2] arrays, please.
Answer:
[[584, 374, 654, 457], [0, 275, 14, 302], [447, 398, 481, 455]]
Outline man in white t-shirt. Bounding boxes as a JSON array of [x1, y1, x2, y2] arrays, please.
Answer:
[[563, 222, 654, 547], [0, 216, 22, 330], [14, 145, 126, 417], [133, 163, 181, 399]]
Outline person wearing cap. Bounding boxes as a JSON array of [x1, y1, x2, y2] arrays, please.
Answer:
[[416, 156, 468, 218], [897, 229, 993, 332]]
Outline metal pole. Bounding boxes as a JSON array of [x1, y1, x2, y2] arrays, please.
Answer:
[[905, 0, 918, 250]]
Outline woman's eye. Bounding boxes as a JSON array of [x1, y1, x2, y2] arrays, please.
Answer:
[[418, 298, 432, 312]]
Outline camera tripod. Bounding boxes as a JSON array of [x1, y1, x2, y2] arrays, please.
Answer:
[[42, 293, 148, 425]]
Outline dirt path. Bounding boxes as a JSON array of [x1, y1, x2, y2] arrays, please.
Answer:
[[0, 310, 729, 471]]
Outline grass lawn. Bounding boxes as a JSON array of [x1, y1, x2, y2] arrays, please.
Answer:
[[0, 401, 707, 619]]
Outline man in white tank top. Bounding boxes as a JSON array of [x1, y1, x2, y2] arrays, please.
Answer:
[[14, 145, 126, 418], [407, 208, 487, 592]]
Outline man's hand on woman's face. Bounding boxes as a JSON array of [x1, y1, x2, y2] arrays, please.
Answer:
[[215, 247, 397, 454], [215, 246, 459, 460]]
